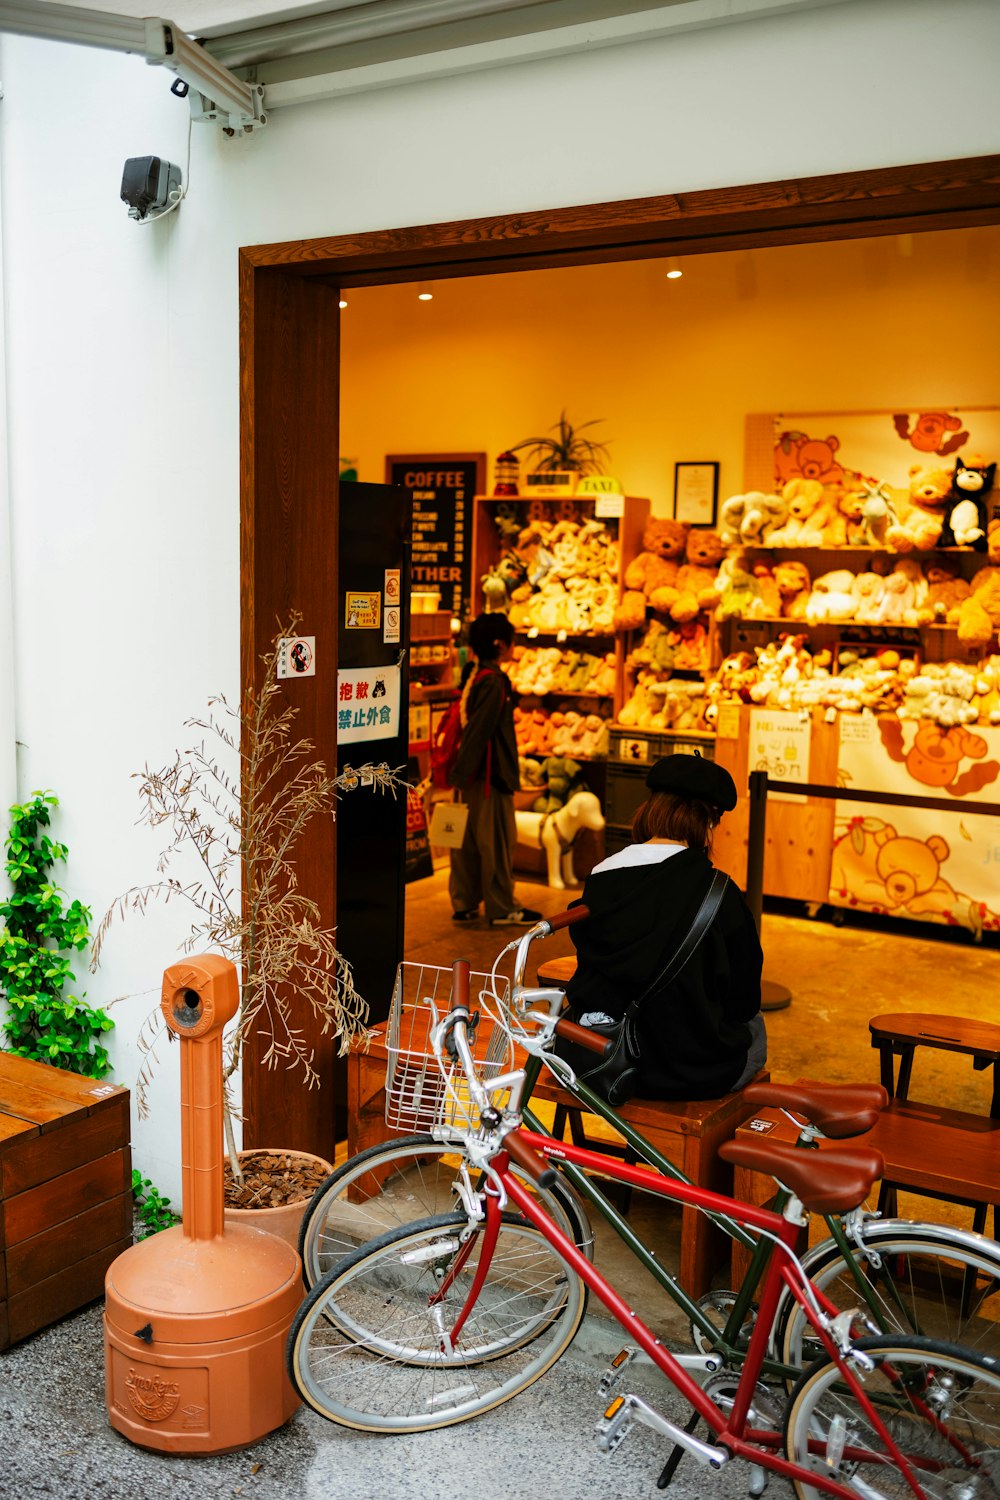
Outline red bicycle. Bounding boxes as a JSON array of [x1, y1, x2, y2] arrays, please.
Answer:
[[288, 946, 1000, 1499]]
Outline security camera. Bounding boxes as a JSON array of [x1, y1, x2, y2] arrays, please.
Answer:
[[121, 156, 182, 221]]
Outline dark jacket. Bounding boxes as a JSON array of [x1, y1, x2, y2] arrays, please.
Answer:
[[449, 661, 520, 794], [565, 846, 763, 1099]]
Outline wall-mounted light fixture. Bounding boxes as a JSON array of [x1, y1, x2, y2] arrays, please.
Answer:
[[665, 260, 683, 280], [417, 284, 434, 301], [339, 299, 348, 308]]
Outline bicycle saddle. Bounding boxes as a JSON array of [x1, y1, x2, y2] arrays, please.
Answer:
[[740, 1081, 887, 1138], [720, 1139, 885, 1214]]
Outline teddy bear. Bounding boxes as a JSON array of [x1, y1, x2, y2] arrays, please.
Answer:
[[805, 569, 857, 624], [873, 565, 918, 627], [613, 589, 647, 632], [623, 518, 688, 603], [920, 561, 971, 624], [768, 478, 833, 547], [851, 571, 885, 625], [957, 560, 1000, 649], [885, 465, 949, 552], [941, 453, 995, 550], [669, 529, 725, 622], [773, 559, 812, 620]]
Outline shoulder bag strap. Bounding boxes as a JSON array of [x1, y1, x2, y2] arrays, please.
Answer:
[[623, 868, 730, 1021]]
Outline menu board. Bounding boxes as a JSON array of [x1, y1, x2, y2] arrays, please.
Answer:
[[386, 453, 484, 619]]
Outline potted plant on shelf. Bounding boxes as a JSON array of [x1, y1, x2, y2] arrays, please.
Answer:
[[93, 619, 406, 1247], [511, 410, 611, 495]]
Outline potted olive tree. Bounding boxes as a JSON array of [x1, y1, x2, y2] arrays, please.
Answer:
[[93, 620, 405, 1245]]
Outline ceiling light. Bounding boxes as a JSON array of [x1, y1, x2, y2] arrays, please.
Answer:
[[666, 262, 683, 280], [339, 298, 348, 308], [417, 284, 433, 301]]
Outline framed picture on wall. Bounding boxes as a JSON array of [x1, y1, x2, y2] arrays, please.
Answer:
[[673, 462, 719, 526]]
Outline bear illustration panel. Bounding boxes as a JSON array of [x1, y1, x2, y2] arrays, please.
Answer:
[[830, 714, 1000, 934]]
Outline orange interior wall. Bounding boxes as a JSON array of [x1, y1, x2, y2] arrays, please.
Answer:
[[340, 226, 999, 513]]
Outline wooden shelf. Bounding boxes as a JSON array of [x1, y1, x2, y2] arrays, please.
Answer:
[[515, 689, 613, 699]]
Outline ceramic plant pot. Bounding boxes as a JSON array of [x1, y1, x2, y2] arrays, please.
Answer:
[[223, 1147, 334, 1251]]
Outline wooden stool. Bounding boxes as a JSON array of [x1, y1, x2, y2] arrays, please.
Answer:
[[869, 1012, 1000, 1233], [347, 1023, 766, 1298], [870, 1013, 1000, 1119]]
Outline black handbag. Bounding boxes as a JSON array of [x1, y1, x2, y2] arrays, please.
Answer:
[[561, 869, 729, 1107]]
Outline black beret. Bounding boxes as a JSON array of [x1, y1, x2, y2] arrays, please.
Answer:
[[645, 754, 737, 812]]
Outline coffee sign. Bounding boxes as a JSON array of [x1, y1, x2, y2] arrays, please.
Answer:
[[386, 452, 484, 619]]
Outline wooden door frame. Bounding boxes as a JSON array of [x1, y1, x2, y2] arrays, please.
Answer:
[[239, 152, 1000, 1152]]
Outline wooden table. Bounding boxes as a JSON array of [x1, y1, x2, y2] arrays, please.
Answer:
[[0, 1051, 132, 1349]]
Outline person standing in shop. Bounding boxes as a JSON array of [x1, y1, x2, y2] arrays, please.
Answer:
[[449, 613, 542, 928]]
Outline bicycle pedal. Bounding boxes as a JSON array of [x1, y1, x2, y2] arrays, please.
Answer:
[[598, 1346, 638, 1399], [596, 1394, 634, 1455]]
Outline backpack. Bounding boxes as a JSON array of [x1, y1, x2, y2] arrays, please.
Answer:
[[430, 669, 489, 790]]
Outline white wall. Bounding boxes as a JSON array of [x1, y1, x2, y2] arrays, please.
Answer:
[[2, 0, 999, 1196]]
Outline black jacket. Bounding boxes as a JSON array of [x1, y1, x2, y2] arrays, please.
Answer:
[[565, 847, 763, 1099], [450, 661, 520, 794]]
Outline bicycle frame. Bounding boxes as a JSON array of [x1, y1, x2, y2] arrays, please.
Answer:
[[499, 926, 943, 1374], [460, 1133, 942, 1498]]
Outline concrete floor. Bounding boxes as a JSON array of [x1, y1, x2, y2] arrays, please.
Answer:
[[2, 866, 997, 1499]]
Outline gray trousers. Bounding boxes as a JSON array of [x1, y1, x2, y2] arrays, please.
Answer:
[[449, 783, 516, 922], [731, 1013, 769, 1091]]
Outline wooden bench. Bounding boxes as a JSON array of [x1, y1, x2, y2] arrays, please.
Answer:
[[869, 1012, 1000, 1233], [0, 1051, 132, 1349], [347, 1019, 767, 1298]]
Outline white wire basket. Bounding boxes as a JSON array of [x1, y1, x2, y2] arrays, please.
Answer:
[[385, 962, 513, 1134]]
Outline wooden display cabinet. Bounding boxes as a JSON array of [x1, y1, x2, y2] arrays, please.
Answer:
[[408, 608, 456, 774], [471, 493, 650, 752]]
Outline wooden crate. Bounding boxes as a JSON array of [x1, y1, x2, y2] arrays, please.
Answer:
[[0, 1051, 132, 1349]]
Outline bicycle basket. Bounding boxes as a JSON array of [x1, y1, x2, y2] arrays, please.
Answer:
[[385, 962, 513, 1134]]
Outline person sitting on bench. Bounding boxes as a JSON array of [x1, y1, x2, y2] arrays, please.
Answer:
[[559, 755, 766, 1101]]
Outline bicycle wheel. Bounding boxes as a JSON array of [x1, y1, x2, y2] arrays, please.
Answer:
[[778, 1224, 1000, 1374], [298, 1132, 592, 1289], [783, 1335, 1000, 1499], [288, 1211, 588, 1432]]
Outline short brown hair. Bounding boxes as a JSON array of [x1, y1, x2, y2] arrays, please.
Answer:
[[632, 791, 720, 851]]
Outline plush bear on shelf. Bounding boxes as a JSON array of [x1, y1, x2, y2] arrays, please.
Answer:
[[885, 465, 949, 553], [770, 478, 830, 547], [851, 571, 885, 625], [805, 568, 857, 624], [669, 529, 725, 622], [957, 554, 1000, 649], [774, 559, 812, 620], [921, 560, 971, 624], [624, 517, 688, 598]]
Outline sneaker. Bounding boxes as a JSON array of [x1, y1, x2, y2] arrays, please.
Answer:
[[490, 908, 543, 928], [452, 908, 479, 923]]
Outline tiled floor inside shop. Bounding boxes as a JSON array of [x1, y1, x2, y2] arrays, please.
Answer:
[[404, 862, 1000, 1340]]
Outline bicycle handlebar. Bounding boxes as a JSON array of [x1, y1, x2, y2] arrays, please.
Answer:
[[450, 958, 471, 1011], [542, 904, 590, 933], [553, 1015, 614, 1057]]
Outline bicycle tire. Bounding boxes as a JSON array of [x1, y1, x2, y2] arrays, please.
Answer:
[[288, 1210, 588, 1433], [777, 1223, 1000, 1374], [783, 1335, 1000, 1499], [298, 1132, 592, 1289]]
